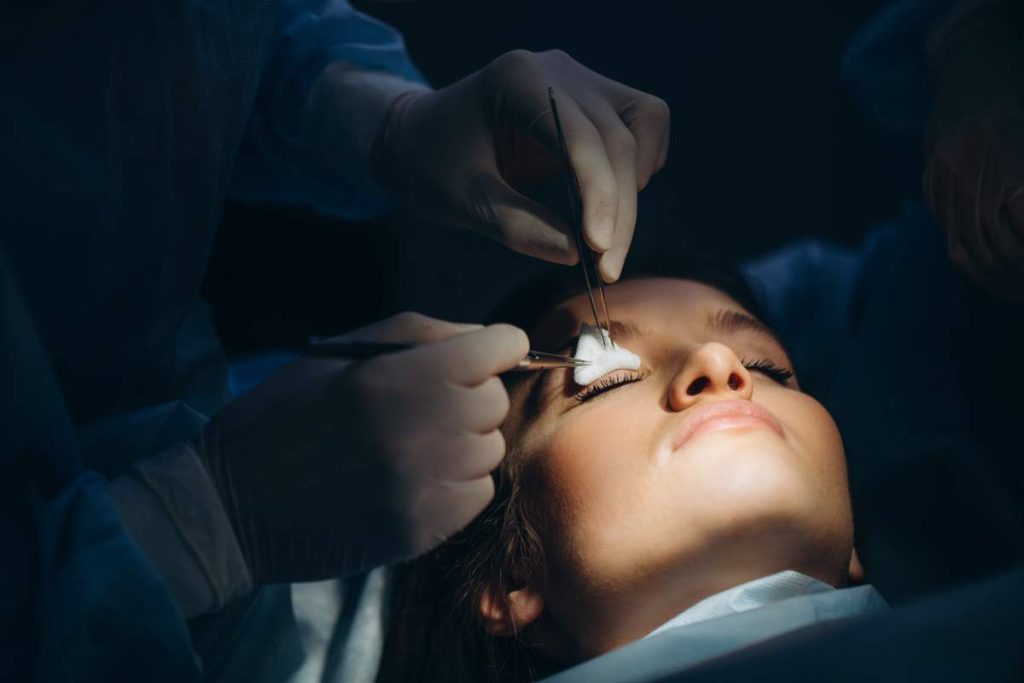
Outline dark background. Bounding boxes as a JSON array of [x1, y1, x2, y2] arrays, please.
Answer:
[[203, 0, 919, 355]]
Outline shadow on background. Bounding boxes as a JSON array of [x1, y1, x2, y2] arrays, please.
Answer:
[[203, 0, 919, 354]]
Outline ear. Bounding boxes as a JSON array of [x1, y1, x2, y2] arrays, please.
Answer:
[[478, 585, 544, 637], [848, 547, 865, 584]]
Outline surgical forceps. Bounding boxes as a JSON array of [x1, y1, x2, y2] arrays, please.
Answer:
[[304, 91, 616, 371], [304, 340, 589, 372], [548, 86, 614, 349]]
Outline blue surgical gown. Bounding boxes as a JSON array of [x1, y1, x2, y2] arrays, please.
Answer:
[[747, 0, 1024, 603], [0, 1, 423, 679], [723, 2, 1024, 676]]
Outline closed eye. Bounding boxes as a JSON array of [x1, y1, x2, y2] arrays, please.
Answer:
[[575, 373, 643, 403], [742, 359, 794, 385]]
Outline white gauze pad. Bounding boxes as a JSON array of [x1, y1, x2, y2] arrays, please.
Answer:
[[573, 323, 641, 385]]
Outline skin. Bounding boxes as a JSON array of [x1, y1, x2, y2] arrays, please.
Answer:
[[480, 278, 855, 662]]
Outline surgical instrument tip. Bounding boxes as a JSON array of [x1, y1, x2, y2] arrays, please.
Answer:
[[516, 350, 591, 372], [303, 340, 588, 373], [548, 87, 614, 349]]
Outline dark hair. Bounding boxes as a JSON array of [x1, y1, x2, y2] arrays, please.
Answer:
[[377, 258, 767, 683]]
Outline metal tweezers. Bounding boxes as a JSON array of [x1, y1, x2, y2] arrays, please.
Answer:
[[548, 86, 614, 349], [303, 340, 588, 372], [301, 90, 615, 372]]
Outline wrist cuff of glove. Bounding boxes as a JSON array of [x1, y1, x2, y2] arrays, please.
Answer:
[[368, 87, 433, 200], [108, 442, 254, 618], [306, 61, 431, 199]]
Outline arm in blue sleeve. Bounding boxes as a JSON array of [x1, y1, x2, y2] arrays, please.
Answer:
[[231, 0, 430, 220], [0, 249, 199, 681]]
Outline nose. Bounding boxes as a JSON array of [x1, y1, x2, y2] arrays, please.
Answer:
[[668, 342, 753, 411]]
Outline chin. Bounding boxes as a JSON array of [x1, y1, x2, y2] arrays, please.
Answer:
[[686, 433, 813, 503], [687, 443, 838, 549]]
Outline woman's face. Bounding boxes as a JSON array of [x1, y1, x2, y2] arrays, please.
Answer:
[[507, 278, 852, 656]]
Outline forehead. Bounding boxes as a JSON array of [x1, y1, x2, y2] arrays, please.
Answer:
[[530, 278, 747, 350]]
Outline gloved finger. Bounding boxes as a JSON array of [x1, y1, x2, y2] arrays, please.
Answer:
[[552, 55, 668, 189], [409, 476, 495, 555], [445, 377, 511, 434], [341, 311, 481, 345], [616, 92, 671, 190], [420, 429, 506, 481], [409, 323, 529, 387], [654, 115, 671, 175], [529, 87, 619, 253], [585, 103, 638, 282], [466, 171, 578, 265]]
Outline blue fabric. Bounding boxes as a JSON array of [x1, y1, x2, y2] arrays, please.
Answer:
[[645, 571, 846, 637], [227, 351, 300, 397], [0, 250, 197, 680], [542, 585, 887, 682], [0, 1, 421, 679], [34, 473, 201, 682], [741, 206, 1024, 680], [718, 5, 1024, 677], [834, 0, 1024, 600], [231, 0, 428, 219], [747, 203, 1024, 602], [651, 567, 1024, 682]]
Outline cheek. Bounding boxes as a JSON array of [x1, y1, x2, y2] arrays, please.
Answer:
[[533, 399, 661, 565], [768, 392, 850, 499], [539, 403, 652, 515]]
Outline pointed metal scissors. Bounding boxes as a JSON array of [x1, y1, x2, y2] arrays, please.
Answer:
[[548, 86, 614, 349]]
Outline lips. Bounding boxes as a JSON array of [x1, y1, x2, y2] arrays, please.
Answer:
[[669, 399, 784, 451]]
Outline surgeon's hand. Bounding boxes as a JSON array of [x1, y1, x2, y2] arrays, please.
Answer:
[[196, 313, 527, 586], [372, 49, 670, 282], [924, 0, 1024, 302]]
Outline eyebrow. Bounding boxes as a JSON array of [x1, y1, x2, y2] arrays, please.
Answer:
[[551, 312, 778, 355], [706, 309, 783, 347], [552, 319, 646, 355]]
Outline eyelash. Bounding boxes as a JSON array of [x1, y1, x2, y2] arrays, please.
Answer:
[[574, 359, 793, 403], [575, 373, 643, 403], [742, 359, 794, 385]]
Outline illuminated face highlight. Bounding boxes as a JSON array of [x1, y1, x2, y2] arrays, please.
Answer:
[[506, 278, 852, 658]]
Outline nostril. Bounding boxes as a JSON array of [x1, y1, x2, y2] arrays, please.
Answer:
[[686, 377, 709, 396], [727, 372, 742, 390]]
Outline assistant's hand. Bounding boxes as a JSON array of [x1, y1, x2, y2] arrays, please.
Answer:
[[924, 1, 1024, 302], [371, 49, 670, 282], [196, 313, 528, 586]]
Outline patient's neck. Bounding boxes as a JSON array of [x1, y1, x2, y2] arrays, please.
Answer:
[[534, 541, 845, 662]]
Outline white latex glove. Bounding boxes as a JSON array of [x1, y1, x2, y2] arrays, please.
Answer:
[[196, 312, 527, 585], [371, 49, 671, 282]]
